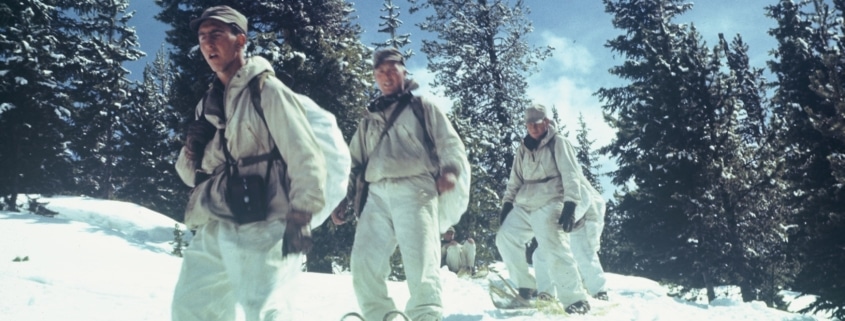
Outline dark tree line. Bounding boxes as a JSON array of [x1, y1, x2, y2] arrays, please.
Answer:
[[598, 0, 843, 317]]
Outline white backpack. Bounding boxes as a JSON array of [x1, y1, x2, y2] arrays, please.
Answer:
[[248, 72, 350, 229]]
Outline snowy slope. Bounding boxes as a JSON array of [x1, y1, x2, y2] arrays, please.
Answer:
[[0, 196, 834, 321]]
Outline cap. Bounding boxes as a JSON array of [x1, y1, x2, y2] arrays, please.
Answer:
[[373, 48, 405, 68], [190, 6, 248, 34], [525, 104, 548, 124], [446, 226, 456, 234]]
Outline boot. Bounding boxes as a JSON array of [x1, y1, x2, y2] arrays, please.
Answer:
[[594, 291, 609, 301], [565, 300, 591, 315], [517, 288, 537, 300]]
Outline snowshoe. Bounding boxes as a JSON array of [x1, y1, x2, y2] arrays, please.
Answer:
[[382, 310, 410, 321], [340, 312, 365, 321]]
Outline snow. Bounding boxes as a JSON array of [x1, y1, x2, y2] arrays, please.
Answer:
[[0, 196, 835, 321]]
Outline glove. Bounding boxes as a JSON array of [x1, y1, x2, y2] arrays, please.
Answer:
[[559, 202, 576, 232], [283, 211, 313, 257], [500, 202, 514, 224], [184, 119, 216, 162]]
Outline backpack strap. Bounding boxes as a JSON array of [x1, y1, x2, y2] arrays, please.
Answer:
[[246, 70, 283, 164], [410, 97, 440, 172]]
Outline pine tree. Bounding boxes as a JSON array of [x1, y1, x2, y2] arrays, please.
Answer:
[[705, 34, 793, 305], [416, 0, 551, 262], [62, 0, 144, 199], [373, 0, 413, 57], [0, 0, 76, 209], [115, 47, 186, 220], [599, 0, 703, 293], [599, 0, 787, 303], [575, 113, 602, 193], [767, 0, 845, 317]]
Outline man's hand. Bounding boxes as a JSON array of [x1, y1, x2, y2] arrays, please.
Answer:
[[436, 172, 457, 193], [499, 202, 514, 225], [184, 119, 216, 162], [283, 211, 313, 256], [559, 202, 577, 232], [330, 198, 349, 225]]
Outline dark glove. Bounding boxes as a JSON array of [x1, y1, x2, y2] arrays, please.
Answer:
[[559, 201, 576, 232], [500, 202, 514, 224], [184, 119, 216, 162], [283, 211, 313, 257]]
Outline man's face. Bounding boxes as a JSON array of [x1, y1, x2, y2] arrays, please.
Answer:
[[443, 230, 454, 241], [527, 119, 550, 140], [197, 19, 244, 75], [374, 61, 406, 96]]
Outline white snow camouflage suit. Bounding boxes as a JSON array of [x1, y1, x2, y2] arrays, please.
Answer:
[[496, 124, 594, 307], [173, 56, 326, 321], [348, 80, 469, 321]]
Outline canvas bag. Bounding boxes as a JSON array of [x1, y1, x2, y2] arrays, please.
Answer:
[[407, 97, 471, 234], [248, 71, 351, 229]]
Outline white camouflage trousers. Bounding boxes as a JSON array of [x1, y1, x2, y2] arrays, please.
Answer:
[[444, 241, 476, 273], [171, 219, 303, 321], [534, 226, 608, 296], [351, 176, 442, 321], [496, 201, 589, 306]]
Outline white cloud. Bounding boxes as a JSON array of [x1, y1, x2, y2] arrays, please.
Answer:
[[406, 66, 456, 112], [539, 31, 596, 76]]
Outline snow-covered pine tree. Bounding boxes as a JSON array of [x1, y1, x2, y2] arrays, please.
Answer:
[[700, 33, 793, 305], [416, 0, 551, 263], [0, 0, 75, 209], [116, 47, 186, 220], [63, 0, 144, 200], [767, 0, 845, 317], [599, 0, 786, 303], [599, 0, 704, 294], [575, 113, 603, 193], [373, 0, 413, 57]]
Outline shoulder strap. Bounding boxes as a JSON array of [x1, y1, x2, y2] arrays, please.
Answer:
[[410, 97, 439, 167], [245, 70, 282, 165], [365, 94, 413, 163], [548, 135, 558, 171]]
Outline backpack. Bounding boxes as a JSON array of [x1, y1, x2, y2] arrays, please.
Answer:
[[406, 96, 471, 234], [248, 71, 351, 230]]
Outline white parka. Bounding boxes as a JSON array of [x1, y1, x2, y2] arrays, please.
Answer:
[[176, 56, 326, 228], [504, 125, 587, 211]]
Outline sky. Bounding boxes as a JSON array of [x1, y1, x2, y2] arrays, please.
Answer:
[[0, 195, 834, 321], [124, 0, 781, 199]]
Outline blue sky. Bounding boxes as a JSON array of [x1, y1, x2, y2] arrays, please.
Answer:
[[125, 1, 779, 197]]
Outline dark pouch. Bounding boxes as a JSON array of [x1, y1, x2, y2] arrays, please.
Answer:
[[352, 171, 368, 218], [226, 172, 268, 224]]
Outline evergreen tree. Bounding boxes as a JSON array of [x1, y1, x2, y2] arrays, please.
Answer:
[[575, 112, 602, 193], [62, 0, 144, 199], [0, 0, 75, 209], [373, 0, 413, 57], [599, 0, 702, 293], [115, 47, 186, 220], [415, 0, 551, 261], [155, 0, 372, 273], [599, 0, 787, 303], [705, 34, 793, 305], [767, 0, 845, 317]]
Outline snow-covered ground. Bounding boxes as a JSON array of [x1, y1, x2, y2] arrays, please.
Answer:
[[0, 196, 835, 321]]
